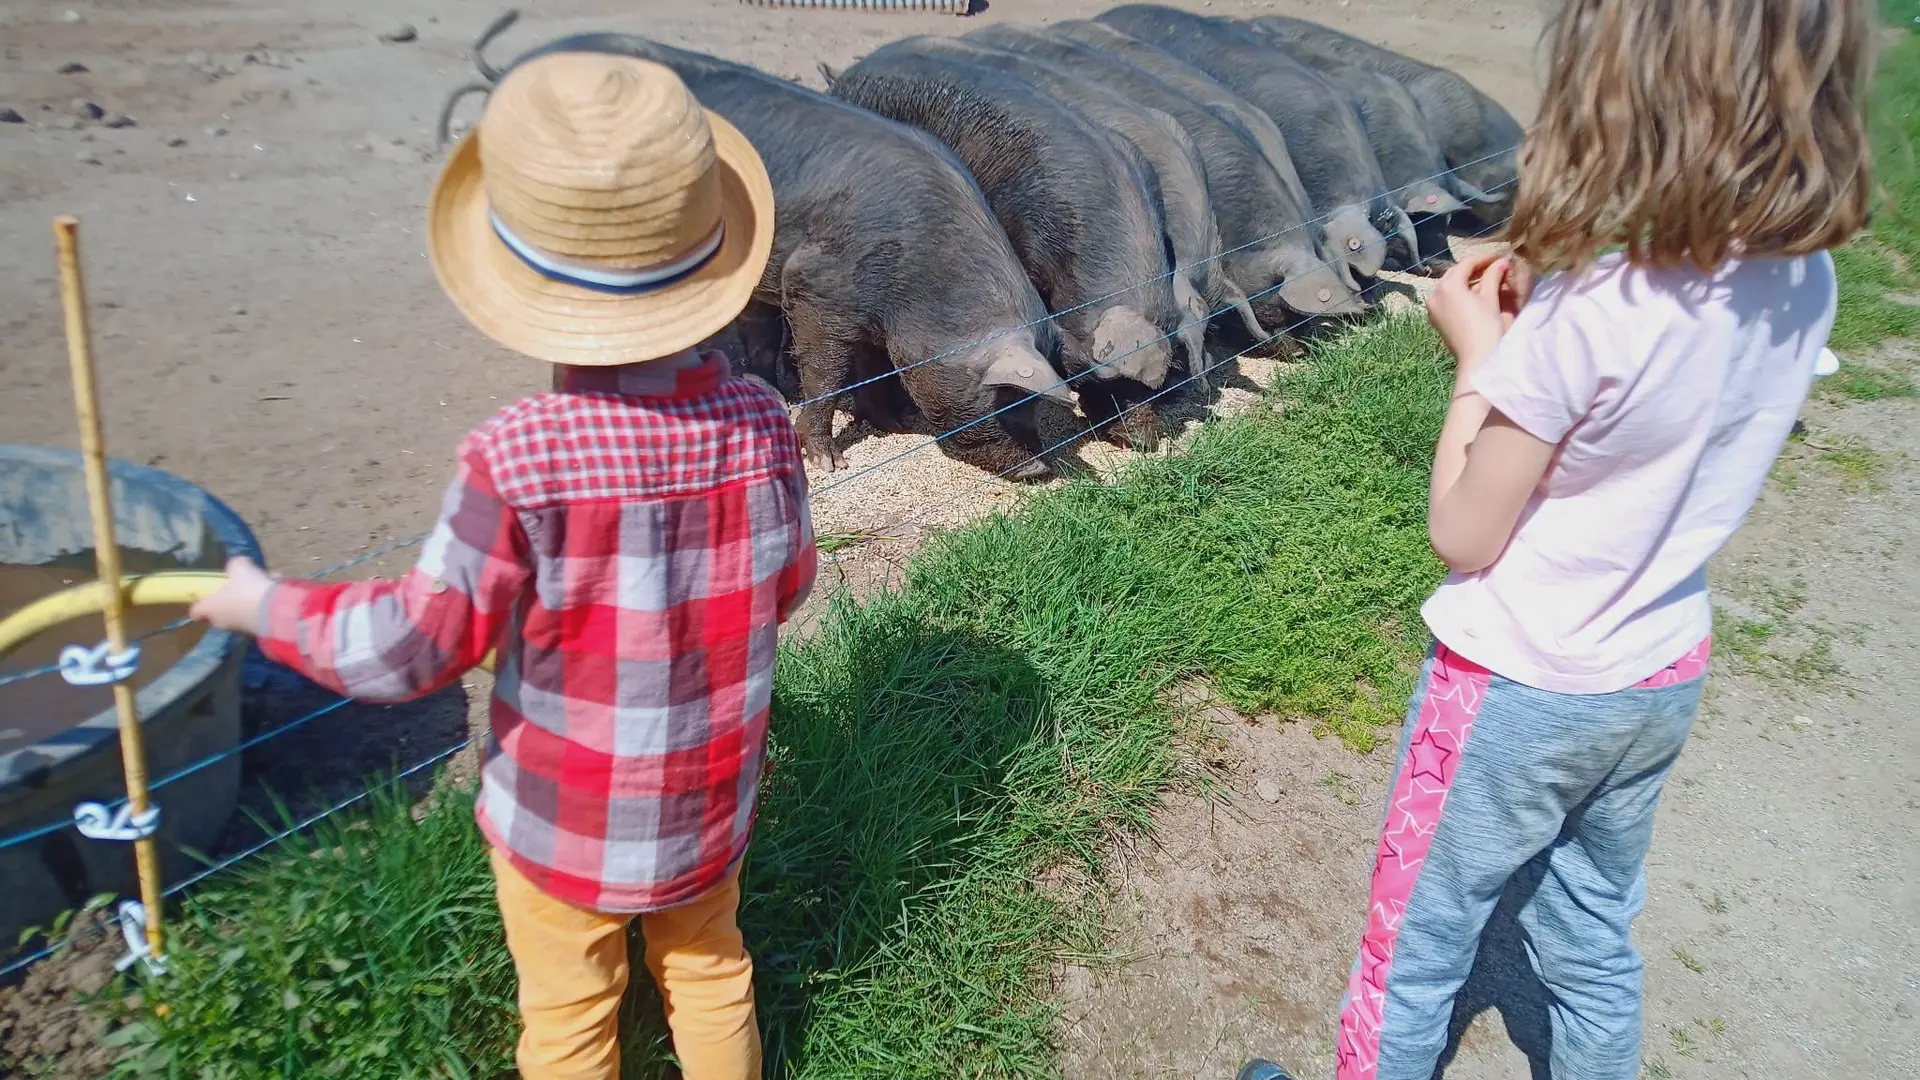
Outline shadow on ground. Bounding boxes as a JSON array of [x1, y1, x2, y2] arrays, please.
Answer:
[[1440, 880, 1554, 1080], [612, 614, 1058, 1078]]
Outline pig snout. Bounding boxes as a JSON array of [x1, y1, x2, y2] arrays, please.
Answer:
[[1324, 206, 1388, 280], [1405, 183, 1466, 217], [980, 341, 1074, 407], [1275, 258, 1369, 318], [1090, 305, 1174, 389]]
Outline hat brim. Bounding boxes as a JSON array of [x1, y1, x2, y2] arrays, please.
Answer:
[[427, 110, 775, 366]]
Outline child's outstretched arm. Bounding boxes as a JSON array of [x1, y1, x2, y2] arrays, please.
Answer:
[[1424, 252, 1557, 574], [192, 451, 530, 702]]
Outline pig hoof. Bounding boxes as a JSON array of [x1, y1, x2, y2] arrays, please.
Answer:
[[803, 445, 847, 472], [1006, 459, 1052, 482]]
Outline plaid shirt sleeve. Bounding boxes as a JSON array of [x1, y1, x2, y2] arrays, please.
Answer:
[[255, 446, 531, 702], [777, 462, 818, 623]]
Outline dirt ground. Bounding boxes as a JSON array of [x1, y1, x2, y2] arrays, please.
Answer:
[[7, 2, 1910, 1079]]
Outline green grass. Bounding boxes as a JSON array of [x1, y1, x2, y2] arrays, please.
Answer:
[[1815, 358, 1918, 402], [1711, 575, 1846, 689], [102, 314, 1452, 1079], [1833, 22, 1920, 349], [1826, 445, 1888, 488], [1671, 946, 1707, 975], [101, 787, 518, 1078]]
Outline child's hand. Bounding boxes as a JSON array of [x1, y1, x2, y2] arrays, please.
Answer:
[[188, 557, 276, 636], [1499, 255, 1536, 329], [1428, 251, 1513, 381]]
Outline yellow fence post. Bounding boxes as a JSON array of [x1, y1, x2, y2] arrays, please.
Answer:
[[52, 214, 167, 967]]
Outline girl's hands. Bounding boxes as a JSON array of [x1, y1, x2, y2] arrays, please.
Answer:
[[1427, 250, 1519, 383], [188, 557, 276, 636], [1499, 255, 1536, 327]]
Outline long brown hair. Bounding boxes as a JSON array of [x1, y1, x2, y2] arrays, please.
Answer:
[[1507, 0, 1876, 271]]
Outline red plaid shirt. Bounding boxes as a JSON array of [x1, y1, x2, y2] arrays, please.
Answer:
[[257, 349, 816, 911]]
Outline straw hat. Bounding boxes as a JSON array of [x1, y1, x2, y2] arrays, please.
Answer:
[[428, 52, 775, 366]]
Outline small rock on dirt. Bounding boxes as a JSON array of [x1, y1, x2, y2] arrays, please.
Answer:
[[167, 136, 187, 147], [62, 9, 83, 23], [229, 303, 247, 316], [71, 99, 104, 121], [0, 107, 23, 124], [58, 61, 89, 74], [1254, 778, 1283, 803], [103, 113, 135, 128], [380, 24, 419, 44], [76, 151, 101, 165], [205, 125, 228, 137]]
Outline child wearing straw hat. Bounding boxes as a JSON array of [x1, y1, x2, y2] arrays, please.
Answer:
[[191, 52, 815, 1080]]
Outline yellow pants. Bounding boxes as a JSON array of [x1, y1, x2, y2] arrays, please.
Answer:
[[491, 850, 762, 1080]]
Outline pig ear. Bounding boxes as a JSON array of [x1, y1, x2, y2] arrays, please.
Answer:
[[1393, 208, 1420, 262], [1173, 274, 1207, 321], [1219, 278, 1269, 340], [1167, 272, 1213, 365], [1173, 274, 1210, 375], [984, 349, 1074, 406], [1453, 177, 1493, 204]]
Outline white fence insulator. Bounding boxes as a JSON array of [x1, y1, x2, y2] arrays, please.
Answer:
[[113, 900, 167, 976], [58, 640, 141, 687], [73, 801, 161, 842]]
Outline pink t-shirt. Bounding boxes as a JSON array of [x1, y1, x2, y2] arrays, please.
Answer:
[[1421, 251, 1835, 694]]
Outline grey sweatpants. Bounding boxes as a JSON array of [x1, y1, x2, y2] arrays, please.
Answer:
[[1335, 640, 1708, 1080]]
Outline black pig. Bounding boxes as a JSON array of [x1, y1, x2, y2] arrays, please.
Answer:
[[474, 22, 1069, 478], [965, 23, 1365, 342], [1042, 20, 1348, 278], [1243, 16, 1523, 226], [829, 44, 1191, 449], [880, 35, 1268, 391], [1095, 5, 1417, 278]]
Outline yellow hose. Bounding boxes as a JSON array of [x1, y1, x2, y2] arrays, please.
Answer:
[[0, 570, 495, 673], [0, 572, 225, 662]]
